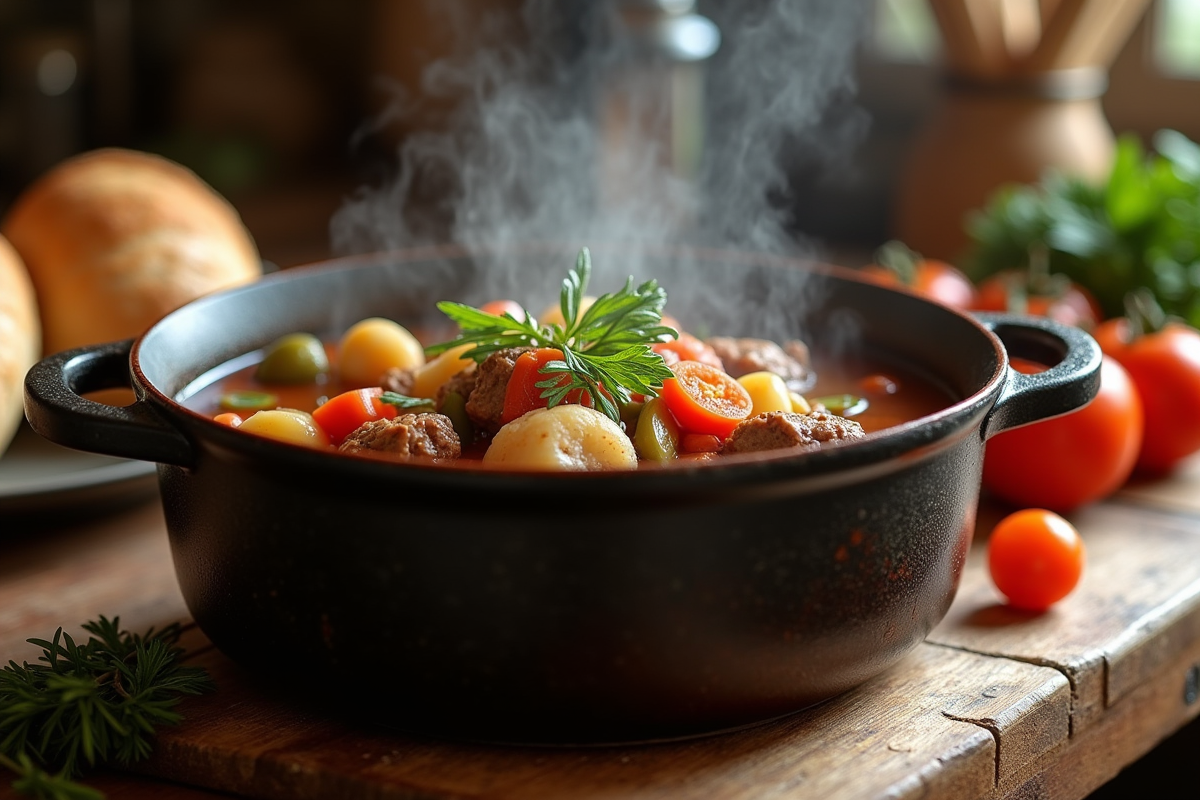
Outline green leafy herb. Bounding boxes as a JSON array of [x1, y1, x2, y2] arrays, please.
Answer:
[[963, 129, 1200, 327], [0, 617, 215, 799], [427, 247, 678, 423], [0, 753, 103, 800], [377, 392, 436, 412]]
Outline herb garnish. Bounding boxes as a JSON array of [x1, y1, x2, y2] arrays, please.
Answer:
[[427, 247, 678, 423], [377, 392, 436, 412], [1, 617, 215, 799]]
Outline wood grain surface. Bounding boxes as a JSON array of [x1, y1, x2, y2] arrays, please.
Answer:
[[3, 454, 1200, 799]]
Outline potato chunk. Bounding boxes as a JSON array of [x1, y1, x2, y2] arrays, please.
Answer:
[[483, 405, 637, 471], [338, 318, 425, 387], [238, 409, 330, 449]]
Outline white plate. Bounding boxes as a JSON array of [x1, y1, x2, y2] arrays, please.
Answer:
[[0, 421, 158, 519]]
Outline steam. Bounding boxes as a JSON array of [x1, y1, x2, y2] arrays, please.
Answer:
[[331, 0, 872, 280]]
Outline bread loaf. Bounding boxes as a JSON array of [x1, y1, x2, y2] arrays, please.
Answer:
[[2, 148, 261, 356], [0, 234, 40, 454]]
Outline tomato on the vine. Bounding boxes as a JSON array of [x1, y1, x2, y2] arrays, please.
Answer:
[[987, 508, 1085, 611], [860, 240, 976, 309], [982, 356, 1143, 512], [972, 269, 1102, 329], [969, 267, 1099, 331], [1094, 301, 1200, 475]]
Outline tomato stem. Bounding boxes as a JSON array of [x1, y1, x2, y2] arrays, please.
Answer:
[[1123, 287, 1168, 339], [874, 240, 919, 286]]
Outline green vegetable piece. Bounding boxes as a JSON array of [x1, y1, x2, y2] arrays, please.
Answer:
[[219, 390, 279, 412], [255, 333, 329, 384], [810, 394, 869, 418], [633, 397, 680, 463], [619, 398, 645, 435], [439, 390, 474, 443]]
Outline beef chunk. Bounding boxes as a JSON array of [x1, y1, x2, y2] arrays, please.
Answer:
[[705, 336, 814, 391], [339, 413, 461, 461], [723, 410, 864, 455], [436, 365, 477, 408], [380, 367, 416, 396], [465, 347, 531, 435]]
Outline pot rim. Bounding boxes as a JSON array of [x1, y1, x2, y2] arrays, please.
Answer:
[[124, 244, 1008, 495]]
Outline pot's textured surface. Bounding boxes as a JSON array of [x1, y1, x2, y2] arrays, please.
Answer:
[[24, 247, 1101, 743], [160, 420, 980, 742]]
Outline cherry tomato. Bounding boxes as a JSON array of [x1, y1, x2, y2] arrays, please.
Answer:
[[479, 299, 528, 322], [1094, 316, 1200, 475], [659, 360, 753, 439], [982, 356, 1143, 512], [860, 241, 976, 309], [987, 508, 1085, 611], [973, 270, 1101, 329]]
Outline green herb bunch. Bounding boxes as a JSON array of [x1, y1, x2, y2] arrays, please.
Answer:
[[1, 617, 214, 798], [963, 129, 1200, 326], [427, 247, 678, 423]]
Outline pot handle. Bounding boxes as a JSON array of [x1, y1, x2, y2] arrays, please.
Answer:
[[975, 312, 1103, 441], [23, 340, 195, 468]]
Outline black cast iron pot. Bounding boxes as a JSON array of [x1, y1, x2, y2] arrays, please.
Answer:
[[24, 246, 1100, 744]]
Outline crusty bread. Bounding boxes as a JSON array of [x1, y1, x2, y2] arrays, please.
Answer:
[[1, 148, 261, 356], [0, 234, 40, 455]]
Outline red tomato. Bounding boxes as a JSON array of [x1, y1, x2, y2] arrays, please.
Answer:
[[982, 356, 1143, 512], [659, 361, 753, 439], [480, 299, 528, 322], [987, 508, 1085, 610], [312, 387, 400, 446], [860, 241, 976, 309], [1094, 318, 1200, 475], [861, 260, 976, 309], [973, 270, 1101, 329]]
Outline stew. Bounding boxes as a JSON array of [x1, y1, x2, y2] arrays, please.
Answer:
[[178, 250, 954, 470]]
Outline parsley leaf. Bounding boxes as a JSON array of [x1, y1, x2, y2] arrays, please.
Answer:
[[427, 248, 678, 422]]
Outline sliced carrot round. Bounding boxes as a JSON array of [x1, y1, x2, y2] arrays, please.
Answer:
[[659, 360, 752, 439]]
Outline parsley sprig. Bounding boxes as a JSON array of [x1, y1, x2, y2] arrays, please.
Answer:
[[1, 617, 215, 798], [427, 247, 678, 422]]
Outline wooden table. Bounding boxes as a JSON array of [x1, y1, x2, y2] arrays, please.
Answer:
[[3, 455, 1200, 800]]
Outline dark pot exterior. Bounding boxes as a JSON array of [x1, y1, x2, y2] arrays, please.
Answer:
[[24, 247, 1101, 743]]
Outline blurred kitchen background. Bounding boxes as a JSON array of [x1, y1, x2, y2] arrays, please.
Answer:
[[1, 0, 1198, 269]]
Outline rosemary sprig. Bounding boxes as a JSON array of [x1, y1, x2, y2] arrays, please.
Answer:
[[0, 753, 102, 800], [0, 616, 215, 798], [427, 247, 678, 422]]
